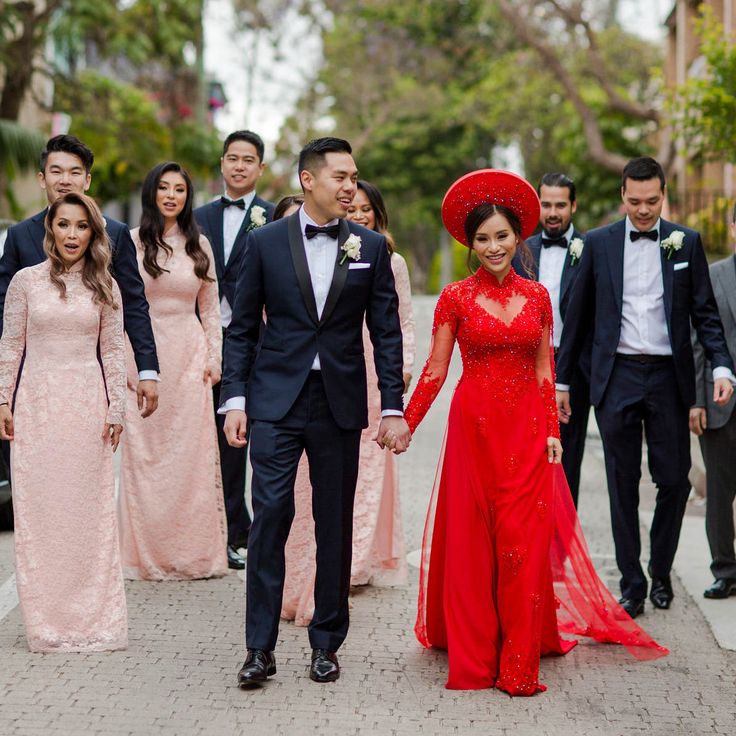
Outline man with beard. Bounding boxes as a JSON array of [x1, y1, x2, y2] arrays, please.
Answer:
[[513, 173, 590, 506]]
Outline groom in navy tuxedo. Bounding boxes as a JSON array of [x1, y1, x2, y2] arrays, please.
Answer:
[[194, 130, 275, 570], [0, 135, 159, 465], [556, 157, 734, 618], [513, 172, 590, 506], [220, 137, 408, 686]]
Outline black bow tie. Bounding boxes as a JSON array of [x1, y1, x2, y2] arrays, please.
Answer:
[[220, 196, 245, 209], [305, 223, 340, 240], [630, 229, 658, 242], [541, 236, 567, 249]]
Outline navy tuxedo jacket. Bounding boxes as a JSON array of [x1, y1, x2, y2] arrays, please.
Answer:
[[220, 213, 404, 430], [0, 209, 158, 372], [556, 218, 733, 408], [194, 195, 275, 308]]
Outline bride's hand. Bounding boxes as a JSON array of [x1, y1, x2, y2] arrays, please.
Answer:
[[547, 437, 562, 464]]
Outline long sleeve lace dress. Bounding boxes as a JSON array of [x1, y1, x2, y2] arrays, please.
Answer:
[[405, 267, 667, 694]]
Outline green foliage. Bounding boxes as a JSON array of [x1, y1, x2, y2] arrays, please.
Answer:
[[671, 6, 736, 164], [0, 120, 46, 172]]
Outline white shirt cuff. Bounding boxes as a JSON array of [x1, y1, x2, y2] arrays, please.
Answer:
[[138, 371, 160, 382], [555, 383, 570, 392], [217, 396, 246, 415], [712, 367, 736, 384], [381, 409, 404, 417]]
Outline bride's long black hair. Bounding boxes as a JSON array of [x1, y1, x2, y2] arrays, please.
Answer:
[[138, 161, 213, 281]]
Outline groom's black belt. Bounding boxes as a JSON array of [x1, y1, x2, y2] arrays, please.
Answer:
[[616, 353, 672, 365]]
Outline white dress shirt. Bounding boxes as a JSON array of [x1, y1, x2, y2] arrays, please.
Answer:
[[538, 223, 573, 349], [618, 217, 671, 355], [220, 190, 256, 328]]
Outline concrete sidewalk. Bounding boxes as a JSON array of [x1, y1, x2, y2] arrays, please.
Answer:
[[0, 296, 734, 735]]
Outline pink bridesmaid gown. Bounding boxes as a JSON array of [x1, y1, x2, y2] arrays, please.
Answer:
[[0, 262, 128, 652], [118, 226, 228, 580], [281, 252, 415, 624]]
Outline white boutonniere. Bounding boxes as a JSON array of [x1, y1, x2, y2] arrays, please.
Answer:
[[246, 205, 267, 232], [340, 234, 362, 265], [661, 230, 685, 259], [568, 237, 584, 265]]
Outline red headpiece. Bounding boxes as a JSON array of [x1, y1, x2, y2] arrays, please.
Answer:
[[441, 169, 540, 246]]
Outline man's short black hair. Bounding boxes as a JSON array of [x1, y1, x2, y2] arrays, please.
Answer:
[[538, 172, 576, 203], [40, 135, 94, 174], [622, 156, 666, 191], [222, 130, 265, 161], [298, 137, 352, 177]]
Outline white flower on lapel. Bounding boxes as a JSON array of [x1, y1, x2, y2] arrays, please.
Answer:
[[568, 237, 584, 265], [249, 205, 267, 229], [661, 230, 685, 259], [340, 234, 362, 265]]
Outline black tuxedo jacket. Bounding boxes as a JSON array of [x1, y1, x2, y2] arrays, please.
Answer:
[[0, 209, 158, 372], [220, 213, 404, 430], [194, 195, 275, 308], [556, 218, 733, 407]]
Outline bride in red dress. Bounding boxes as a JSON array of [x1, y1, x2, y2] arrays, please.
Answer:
[[404, 170, 667, 695]]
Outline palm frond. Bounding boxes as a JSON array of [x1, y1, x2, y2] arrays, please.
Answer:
[[0, 119, 45, 171]]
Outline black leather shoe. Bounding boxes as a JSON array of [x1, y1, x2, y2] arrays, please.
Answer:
[[618, 597, 645, 619], [704, 577, 736, 599], [649, 576, 673, 609], [237, 649, 276, 688], [227, 545, 246, 570], [309, 649, 340, 683]]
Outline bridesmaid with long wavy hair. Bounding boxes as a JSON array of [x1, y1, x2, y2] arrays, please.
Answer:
[[0, 192, 127, 652], [118, 162, 227, 580]]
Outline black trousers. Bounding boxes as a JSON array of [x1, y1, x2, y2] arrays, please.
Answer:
[[559, 359, 591, 508], [699, 408, 736, 580], [595, 356, 690, 600], [245, 372, 361, 652], [213, 369, 251, 549]]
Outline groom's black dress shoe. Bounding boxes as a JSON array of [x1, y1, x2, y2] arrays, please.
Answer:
[[649, 576, 673, 609], [618, 597, 645, 619], [237, 649, 276, 688], [227, 545, 246, 570], [309, 649, 340, 683], [704, 577, 736, 599]]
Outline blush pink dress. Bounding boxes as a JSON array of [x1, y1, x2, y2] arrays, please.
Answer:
[[0, 261, 128, 652], [281, 252, 415, 625], [118, 226, 228, 580]]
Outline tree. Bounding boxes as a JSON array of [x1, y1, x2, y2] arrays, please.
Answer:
[[670, 6, 736, 165]]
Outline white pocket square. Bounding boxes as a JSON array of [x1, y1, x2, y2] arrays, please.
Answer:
[[348, 262, 371, 270], [673, 262, 689, 271]]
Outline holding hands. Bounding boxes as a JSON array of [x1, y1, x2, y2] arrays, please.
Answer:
[[0, 404, 14, 441], [375, 416, 411, 454]]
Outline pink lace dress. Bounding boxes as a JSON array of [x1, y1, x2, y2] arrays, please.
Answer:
[[0, 261, 128, 652], [118, 226, 227, 580], [281, 252, 415, 624]]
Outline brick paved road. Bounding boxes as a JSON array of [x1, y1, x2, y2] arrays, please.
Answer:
[[0, 296, 734, 735]]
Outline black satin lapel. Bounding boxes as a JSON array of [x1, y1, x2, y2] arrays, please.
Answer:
[[606, 221, 626, 316], [320, 219, 351, 325], [528, 240, 541, 279], [226, 206, 252, 272], [32, 210, 47, 260], [659, 221, 674, 320], [209, 203, 226, 275], [288, 212, 319, 324]]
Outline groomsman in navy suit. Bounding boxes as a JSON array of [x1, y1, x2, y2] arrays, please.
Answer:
[[556, 157, 735, 618], [194, 130, 275, 570], [0, 135, 159, 409], [513, 173, 590, 506]]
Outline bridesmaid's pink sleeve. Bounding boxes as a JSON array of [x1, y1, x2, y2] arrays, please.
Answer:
[[197, 235, 223, 371], [99, 282, 127, 425], [391, 253, 416, 376], [0, 271, 28, 405]]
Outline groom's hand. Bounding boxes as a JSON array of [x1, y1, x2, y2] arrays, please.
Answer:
[[375, 416, 411, 454], [224, 409, 248, 448]]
